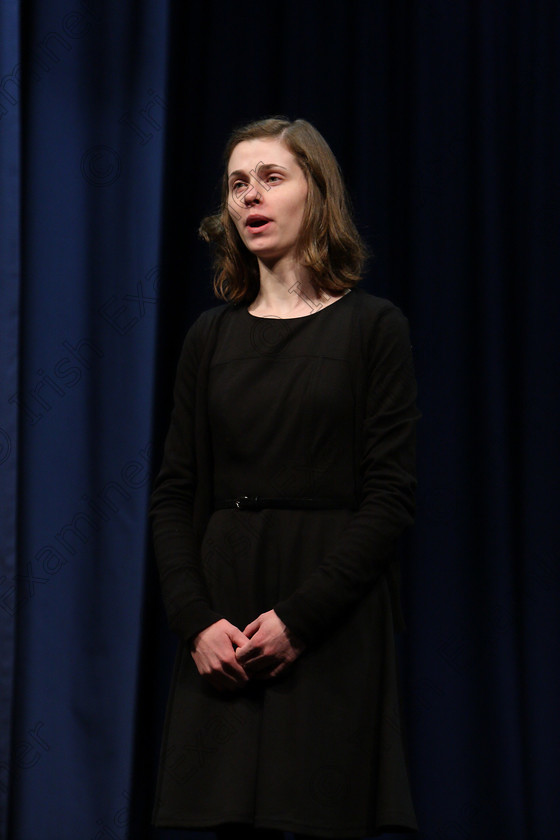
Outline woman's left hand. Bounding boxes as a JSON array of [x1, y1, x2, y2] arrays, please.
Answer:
[[235, 610, 305, 680]]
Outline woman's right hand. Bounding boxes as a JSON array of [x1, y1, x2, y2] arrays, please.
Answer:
[[189, 619, 251, 692]]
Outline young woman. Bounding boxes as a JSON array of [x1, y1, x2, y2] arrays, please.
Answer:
[[150, 117, 419, 839]]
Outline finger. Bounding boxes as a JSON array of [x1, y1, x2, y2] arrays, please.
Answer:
[[242, 616, 263, 637], [267, 662, 287, 678], [208, 660, 250, 691], [235, 641, 257, 665], [223, 657, 250, 682], [236, 642, 273, 668], [228, 625, 251, 648], [235, 632, 266, 662], [252, 662, 286, 680], [241, 651, 277, 673]]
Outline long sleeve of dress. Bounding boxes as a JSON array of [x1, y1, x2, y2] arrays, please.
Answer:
[[150, 311, 224, 643], [273, 303, 420, 645]]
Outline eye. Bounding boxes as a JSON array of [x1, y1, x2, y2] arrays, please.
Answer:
[[266, 174, 282, 184], [231, 180, 248, 195]]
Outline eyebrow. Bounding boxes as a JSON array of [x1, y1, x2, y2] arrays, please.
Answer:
[[228, 163, 289, 182]]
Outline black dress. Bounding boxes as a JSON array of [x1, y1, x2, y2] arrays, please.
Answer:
[[151, 289, 419, 838]]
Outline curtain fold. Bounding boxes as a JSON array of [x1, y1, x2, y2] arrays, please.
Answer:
[[0, 2, 21, 836], [3, 1, 170, 837]]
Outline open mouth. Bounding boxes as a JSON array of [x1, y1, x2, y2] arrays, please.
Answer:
[[246, 216, 271, 229]]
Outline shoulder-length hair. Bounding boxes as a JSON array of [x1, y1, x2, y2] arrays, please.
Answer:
[[199, 117, 369, 304]]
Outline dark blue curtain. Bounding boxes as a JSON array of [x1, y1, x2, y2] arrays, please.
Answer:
[[1, 2, 558, 839], [1, 1, 169, 838]]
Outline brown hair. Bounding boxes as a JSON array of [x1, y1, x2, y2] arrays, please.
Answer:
[[199, 117, 368, 304]]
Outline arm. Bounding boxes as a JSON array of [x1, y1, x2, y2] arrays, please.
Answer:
[[149, 312, 224, 643], [272, 303, 420, 646], [151, 311, 252, 689]]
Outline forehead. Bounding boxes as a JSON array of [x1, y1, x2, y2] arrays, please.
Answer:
[[227, 137, 297, 175]]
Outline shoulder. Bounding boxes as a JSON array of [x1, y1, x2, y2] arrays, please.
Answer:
[[191, 300, 235, 331], [349, 288, 411, 343], [181, 301, 237, 356], [346, 289, 415, 379]]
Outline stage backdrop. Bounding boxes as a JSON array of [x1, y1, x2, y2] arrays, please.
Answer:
[[1, 2, 558, 839]]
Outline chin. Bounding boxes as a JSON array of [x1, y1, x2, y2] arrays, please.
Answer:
[[246, 244, 280, 259]]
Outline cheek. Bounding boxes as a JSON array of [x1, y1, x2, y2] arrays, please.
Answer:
[[292, 186, 308, 222], [228, 195, 245, 226], [229, 213, 245, 237], [290, 198, 307, 232]]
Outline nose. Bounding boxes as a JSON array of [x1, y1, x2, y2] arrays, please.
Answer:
[[242, 180, 262, 206]]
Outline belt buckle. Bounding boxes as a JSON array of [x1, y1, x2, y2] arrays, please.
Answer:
[[234, 495, 259, 510]]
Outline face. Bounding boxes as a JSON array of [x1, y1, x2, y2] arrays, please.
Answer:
[[227, 137, 309, 266]]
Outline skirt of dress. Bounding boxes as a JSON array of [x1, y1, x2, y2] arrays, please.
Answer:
[[152, 508, 418, 839]]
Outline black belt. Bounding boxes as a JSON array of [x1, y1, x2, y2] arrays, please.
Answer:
[[213, 495, 357, 511]]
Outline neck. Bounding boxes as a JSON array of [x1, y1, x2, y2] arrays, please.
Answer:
[[251, 260, 326, 318]]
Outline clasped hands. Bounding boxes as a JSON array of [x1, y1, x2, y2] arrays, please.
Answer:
[[190, 610, 305, 692]]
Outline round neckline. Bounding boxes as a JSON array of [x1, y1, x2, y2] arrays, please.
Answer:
[[245, 289, 352, 321]]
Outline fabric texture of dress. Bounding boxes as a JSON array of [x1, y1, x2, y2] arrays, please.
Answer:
[[150, 287, 420, 838]]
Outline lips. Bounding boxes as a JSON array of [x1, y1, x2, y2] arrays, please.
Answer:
[[246, 215, 271, 228]]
